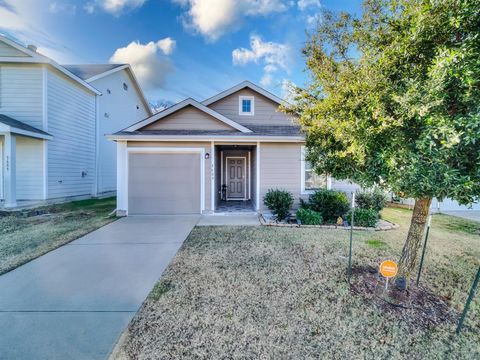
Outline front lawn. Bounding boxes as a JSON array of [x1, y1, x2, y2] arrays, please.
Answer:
[[0, 197, 116, 274], [116, 207, 479, 359]]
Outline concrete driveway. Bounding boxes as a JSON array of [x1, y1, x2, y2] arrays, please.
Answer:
[[0, 215, 199, 360], [441, 210, 480, 223]]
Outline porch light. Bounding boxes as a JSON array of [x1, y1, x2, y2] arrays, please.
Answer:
[[205, 153, 210, 159]]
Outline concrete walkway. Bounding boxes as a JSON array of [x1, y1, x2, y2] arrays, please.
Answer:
[[0, 215, 199, 360]]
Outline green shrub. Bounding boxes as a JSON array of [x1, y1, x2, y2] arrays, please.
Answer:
[[307, 189, 350, 223], [296, 208, 323, 225], [355, 190, 387, 212], [347, 208, 379, 227], [263, 189, 294, 221]]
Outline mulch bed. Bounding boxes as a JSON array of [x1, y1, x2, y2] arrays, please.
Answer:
[[350, 265, 458, 329]]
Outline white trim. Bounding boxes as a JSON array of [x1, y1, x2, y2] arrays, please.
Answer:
[[42, 66, 48, 200], [0, 141, 3, 199], [124, 98, 252, 133], [248, 151, 251, 199], [84, 64, 130, 82], [202, 80, 284, 106], [239, 95, 254, 116], [256, 142, 260, 210], [0, 35, 101, 95], [301, 145, 328, 194], [211, 141, 215, 212], [0, 123, 52, 140], [116, 141, 128, 214], [85, 65, 152, 116], [225, 156, 247, 200], [94, 95, 100, 196], [126, 147, 205, 214], [107, 134, 304, 142], [220, 150, 224, 192]]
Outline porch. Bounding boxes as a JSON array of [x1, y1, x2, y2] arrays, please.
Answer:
[[213, 144, 259, 213], [0, 115, 52, 208]]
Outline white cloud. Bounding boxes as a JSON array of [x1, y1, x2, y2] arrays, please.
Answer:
[[85, 0, 146, 15], [260, 73, 273, 87], [157, 37, 176, 55], [0, 0, 77, 63], [233, 35, 291, 69], [233, 34, 292, 88], [109, 39, 175, 91], [174, 0, 289, 41], [297, 0, 320, 11], [49, 2, 77, 14]]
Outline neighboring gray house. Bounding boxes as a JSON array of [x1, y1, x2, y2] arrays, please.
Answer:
[[109, 81, 353, 215], [0, 35, 151, 208]]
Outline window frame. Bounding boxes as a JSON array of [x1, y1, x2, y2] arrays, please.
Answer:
[[238, 96, 254, 116], [301, 146, 331, 194]]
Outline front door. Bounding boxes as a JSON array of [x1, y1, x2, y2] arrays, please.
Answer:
[[227, 157, 245, 199]]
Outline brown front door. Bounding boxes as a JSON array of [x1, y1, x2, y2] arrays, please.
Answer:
[[227, 157, 245, 199]]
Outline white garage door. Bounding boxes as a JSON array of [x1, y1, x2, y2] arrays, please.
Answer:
[[128, 152, 201, 215]]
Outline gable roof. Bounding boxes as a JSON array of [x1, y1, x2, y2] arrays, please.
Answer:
[[0, 114, 52, 140], [202, 80, 284, 106], [62, 64, 127, 81], [0, 35, 101, 95], [63, 63, 152, 115], [124, 98, 252, 133]]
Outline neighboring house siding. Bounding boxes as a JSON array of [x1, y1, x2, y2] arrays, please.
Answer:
[[90, 70, 149, 193], [127, 141, 213, 211], [143, 106, 235, 131], [331, 179, 362, 196], [0, 42, 29, 57], [259, 143, 303, 210], [16, 136, 44, 200], [47, 68, 96, 199], [0, 64, 43, 130], [208, 88, 296, 127]]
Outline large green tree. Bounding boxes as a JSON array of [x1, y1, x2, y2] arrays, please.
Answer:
[[284, 0, 480, 284]]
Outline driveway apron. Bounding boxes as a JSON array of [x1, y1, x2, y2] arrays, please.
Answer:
[[0, 215, 199, 360]]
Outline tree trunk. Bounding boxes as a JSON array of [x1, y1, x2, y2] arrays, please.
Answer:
[[398, 197, 432, 282]]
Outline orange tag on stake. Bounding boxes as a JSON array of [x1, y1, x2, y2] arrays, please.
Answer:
[[380, 260, 398, 278]]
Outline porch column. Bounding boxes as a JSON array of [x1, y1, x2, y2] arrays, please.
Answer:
[[4, 133, 17, 208], [210, 141, 215, 212], [116, 141, 127, 216], [256, 141, 260, 211]]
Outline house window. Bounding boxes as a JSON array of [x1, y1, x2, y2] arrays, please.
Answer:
[[301, 146, 328, 193], [239, 96, 254, 116]]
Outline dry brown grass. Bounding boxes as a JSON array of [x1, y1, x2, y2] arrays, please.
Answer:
[[119, 208, 479, 359], [0, 197, 116, 274]]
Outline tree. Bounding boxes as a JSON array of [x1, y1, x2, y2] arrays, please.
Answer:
[[283, 0, 480, 285]]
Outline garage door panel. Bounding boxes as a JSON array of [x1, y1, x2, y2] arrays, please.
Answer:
[[128, 153, 201, 215]]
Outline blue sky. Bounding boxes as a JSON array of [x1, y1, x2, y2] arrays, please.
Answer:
[[0, 0, 362, 105]]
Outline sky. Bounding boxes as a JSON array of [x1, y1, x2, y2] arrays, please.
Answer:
[[0, 0, 362, 106]]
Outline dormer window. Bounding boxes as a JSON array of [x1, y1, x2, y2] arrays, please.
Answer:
[[239, 96, 254, 116]]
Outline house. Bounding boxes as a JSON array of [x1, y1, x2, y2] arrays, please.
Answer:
[[109, 81, 355, 215], [0, 35, 151, 208]]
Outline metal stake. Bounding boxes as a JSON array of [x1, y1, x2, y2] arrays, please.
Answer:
[[348, 193, 355, 285], [456, 266, 480, 334], [416, 214, 432, 286]]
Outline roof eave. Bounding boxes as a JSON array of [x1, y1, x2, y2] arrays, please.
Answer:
[[106, 134, 305, 142]]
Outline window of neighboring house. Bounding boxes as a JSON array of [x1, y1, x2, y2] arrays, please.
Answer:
[[239, 96, 254, 115], [301, 146, 328, 193]]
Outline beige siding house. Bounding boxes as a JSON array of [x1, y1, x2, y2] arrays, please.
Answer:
[[110, 81, 335, 215]]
